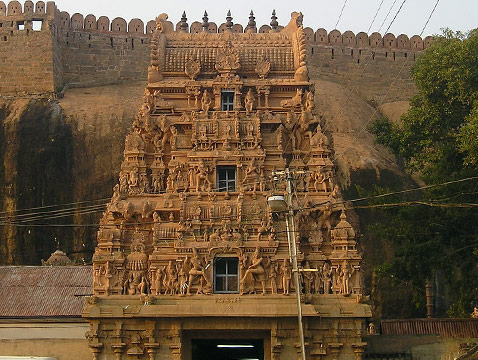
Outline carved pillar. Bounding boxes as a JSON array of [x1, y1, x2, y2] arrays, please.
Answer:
[[264, 86, 270, 109], [111, 342, 126, 360], [213, 86, 221, 111], [271, 322, 283, 360], [89, 342, 103, 360], [327, 343, 343, 360], [352, 343, 367, 360], [234, 85, 243, 110], [168, 322, 182, 360], [87, 321, 103, 360]]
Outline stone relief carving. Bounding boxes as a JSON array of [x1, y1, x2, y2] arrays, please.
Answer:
[[184, 54, 201, 80]]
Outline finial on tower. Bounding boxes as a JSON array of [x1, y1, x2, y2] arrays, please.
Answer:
[[179, 11, 188, 32], [225, 10, 233, 30], [248, 10, 256, 28], [202, 11, 209, 32], [270, 9, 278, 30]]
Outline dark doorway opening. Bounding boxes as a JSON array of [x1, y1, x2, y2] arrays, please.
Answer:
[[192, 338, 264, 360]]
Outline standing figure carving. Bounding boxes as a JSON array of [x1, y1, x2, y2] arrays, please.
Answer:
[[281, 258, 292, 295], [195, 161, 211, 192], [187, 248, 211, 295], [244, 89, 255, 114], [201, 90, 212, 112], [322, 262, 332, 294]]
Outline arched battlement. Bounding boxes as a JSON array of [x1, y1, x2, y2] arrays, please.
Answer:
[[232, 23, 243, 33], [190, 21, 201, 34], [146, 20, 155, 34], [218, 23, 227, 33], [111, 17, 127, 33], [315, 28, 327, 43], [356, 32, 368, 46], [424, 35, 433, 48], [343, 30, 355, 46], [397, 34, 410, 49], [258, 24, 270, 34], [34, 0, 44, 14], [303, 27, 314, 42], [410, 35, 423, 49], [23, 0, 32, 13], [128, 18, 144, 34], [7, 1, 21, 15], [84, 14, 96, 30], [369, 32, 382, 47], [97, 16, 109, 31], [383, 33, 396, 48], [59, 11, 69, 28], [329, 29, 342, 44], [0, 4, 432, 50], [208, 22, 217, 33], [70, 13, 83, 30]]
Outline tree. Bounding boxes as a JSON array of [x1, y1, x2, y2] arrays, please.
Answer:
[[370, 29, 478, 317]]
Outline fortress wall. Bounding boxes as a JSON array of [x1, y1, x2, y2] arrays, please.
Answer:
[[0, 1, 430, 98], [0, 1, 58, 95], [307, 45, 418, 103], [57, 28, 150, 88]]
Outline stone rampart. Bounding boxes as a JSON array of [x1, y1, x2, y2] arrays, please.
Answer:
[[0, 1, 430, 98]]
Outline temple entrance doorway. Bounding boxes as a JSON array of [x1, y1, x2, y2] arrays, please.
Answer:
[[184, 329, 269, 360], [191, 338, 264, 360]]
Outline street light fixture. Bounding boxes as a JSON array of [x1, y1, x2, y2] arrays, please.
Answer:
[[268, 168, 307, 360]]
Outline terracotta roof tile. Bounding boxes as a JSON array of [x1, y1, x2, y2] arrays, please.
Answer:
[[0, 266, 92, 318]]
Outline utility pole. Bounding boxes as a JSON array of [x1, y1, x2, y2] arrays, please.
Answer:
[[271, 168, 307, 360]]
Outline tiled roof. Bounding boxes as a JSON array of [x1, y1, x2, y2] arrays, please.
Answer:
[[381, 319, 478, 338], [0, 266, 92, 318]]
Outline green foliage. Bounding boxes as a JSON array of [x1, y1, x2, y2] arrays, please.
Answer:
[[369, 29, 478, 317]]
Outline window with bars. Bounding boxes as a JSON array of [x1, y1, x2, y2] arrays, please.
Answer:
[[214, 257, 239, 293], [217, 166, 236, 192], [221, 90, 234, 111]]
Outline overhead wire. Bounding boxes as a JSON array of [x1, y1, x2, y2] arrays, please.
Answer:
[[332, 0, 440, 161]]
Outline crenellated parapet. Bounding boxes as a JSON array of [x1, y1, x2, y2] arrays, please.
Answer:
[[0, 1, 433, 50]]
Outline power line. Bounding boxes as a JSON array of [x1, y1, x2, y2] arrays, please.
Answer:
[[335, 0, 349, 29], [332, 0, 440, 162]]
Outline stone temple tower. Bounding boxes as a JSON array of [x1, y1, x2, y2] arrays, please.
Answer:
[[83, 11, 371, 360]]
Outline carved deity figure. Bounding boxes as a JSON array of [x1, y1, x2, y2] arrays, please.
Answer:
[[159, 115, 172, 149], [302, 261, 313, 295], [119, 171, 129, 195], [122, 241, 149, 295], [281, 111, 305, 151], [166, 260, 178, 295], [187, 248, 210, 295], [241, 247, 267, 295], [129, 170, 139, 194], [192, 161, 209, 192], [304, 90, 314, 112], [340, 260, 352, 295], [313, 168, 327, 192], [201, 90, 212, 112], [281, 258, 292, 295], [244, 89, 255, 114], [242, 159, 260, 193], [269, 262, 278, 294], [322, 262, 332, 294], [154, 267, 165, 295], [170, 125, 178, 150]]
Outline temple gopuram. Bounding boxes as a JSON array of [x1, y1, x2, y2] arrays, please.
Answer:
[[83, 11, 371, 360]]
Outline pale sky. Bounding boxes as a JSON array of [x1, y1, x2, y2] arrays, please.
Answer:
[[53, 0, 475, 37]]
